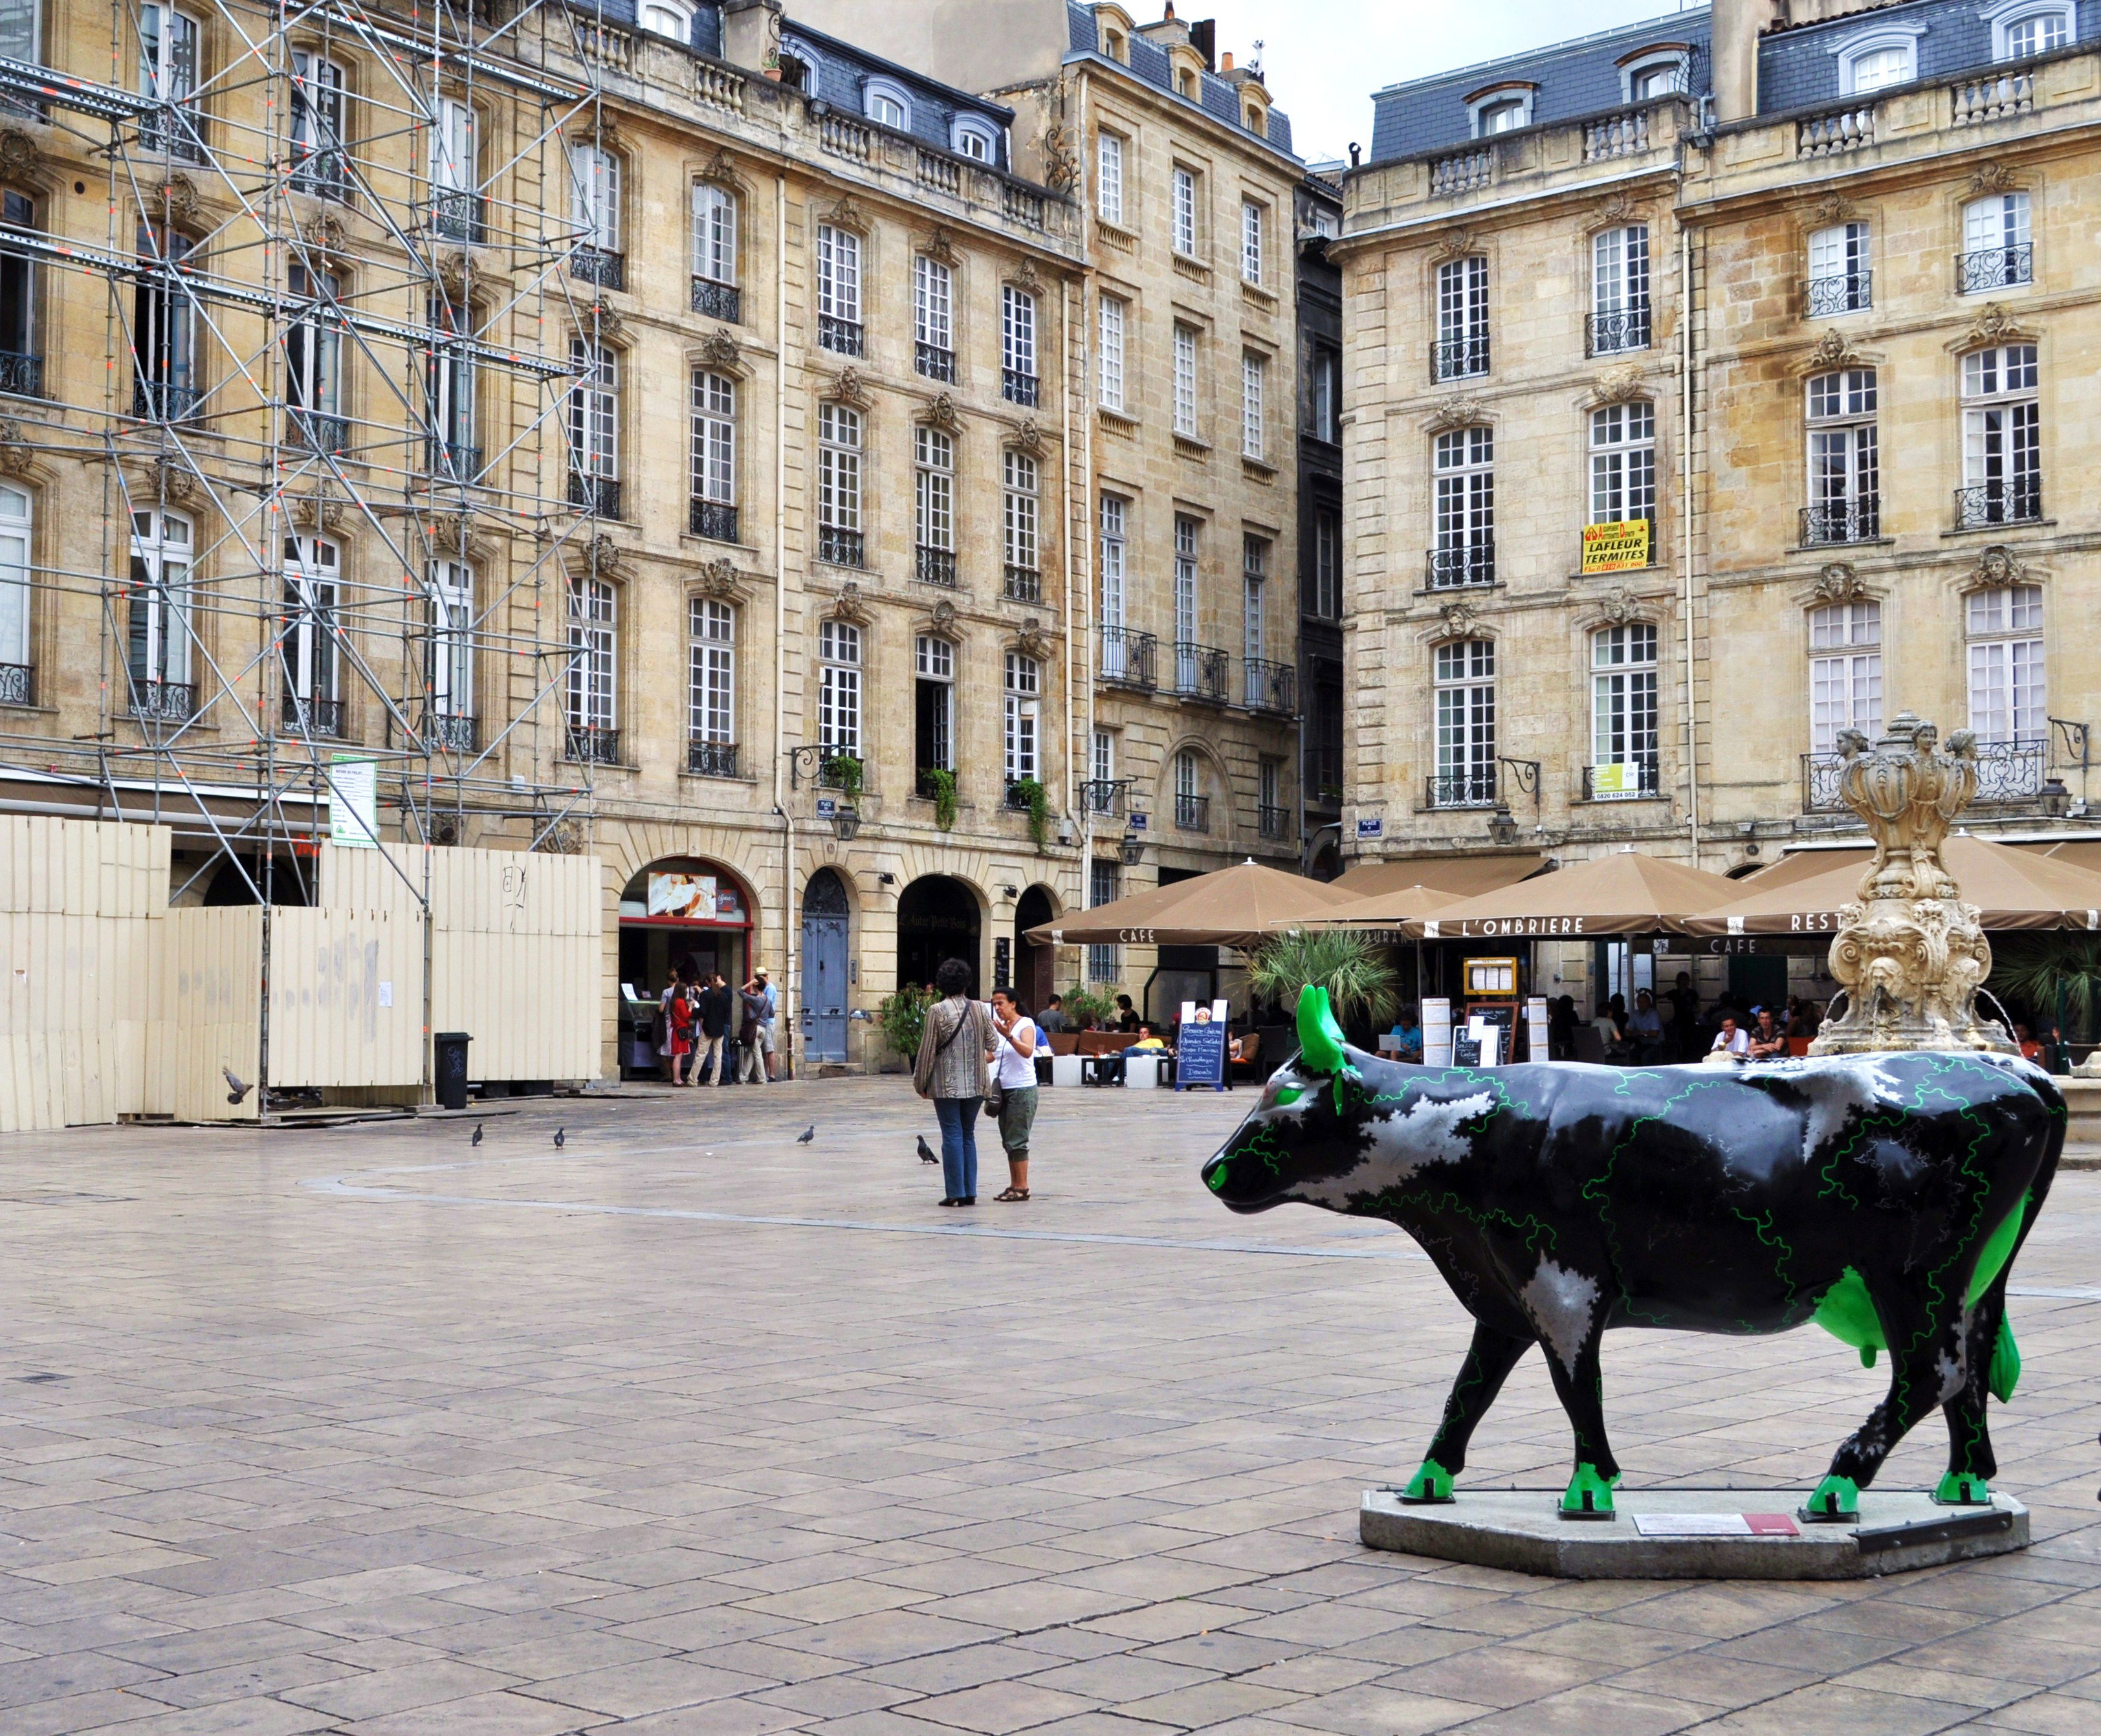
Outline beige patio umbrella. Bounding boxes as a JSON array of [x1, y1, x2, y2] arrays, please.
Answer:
[[1398, 846, 1744, 939], [1684, 834, 2101, 936], [1025, 859, 1361, 949], [1280, 882, 1464, 934], [1330, 853, 1546, 899]]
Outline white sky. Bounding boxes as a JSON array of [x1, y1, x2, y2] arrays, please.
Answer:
[[1193, 0, 1708, 164]]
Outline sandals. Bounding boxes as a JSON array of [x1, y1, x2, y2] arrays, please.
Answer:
[[995, 1187, 1029, 1203]]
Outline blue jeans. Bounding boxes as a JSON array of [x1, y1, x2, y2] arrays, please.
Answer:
[[934, 1096, 982, 1201]]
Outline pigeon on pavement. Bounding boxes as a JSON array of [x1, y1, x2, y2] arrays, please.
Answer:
[[223, 1066, 252, 1106], [797, 1125, 815, 1144], [554, 1126, 566, 1149], [917, 1135, 938, 1165], [472, 1122, 483, 1147]]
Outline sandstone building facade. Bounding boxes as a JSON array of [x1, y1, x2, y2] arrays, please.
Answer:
[[1339, 0, 2101, 1005], [0, 0, 1311, 1079]]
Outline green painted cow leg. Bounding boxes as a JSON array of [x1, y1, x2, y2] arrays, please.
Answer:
[[1407, 1321, 1532, 1503]]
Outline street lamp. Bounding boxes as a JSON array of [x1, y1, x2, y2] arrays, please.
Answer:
[[1119, 830, 1145, 866], [833, 806, 861, 841], [1487, 803, 1520, 847]]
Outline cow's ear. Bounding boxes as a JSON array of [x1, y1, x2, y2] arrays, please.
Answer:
[[1295, 985, 1347, 1075]]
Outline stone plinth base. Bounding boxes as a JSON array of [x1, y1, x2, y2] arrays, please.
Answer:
[[1360, 1487, 2027, 1579]]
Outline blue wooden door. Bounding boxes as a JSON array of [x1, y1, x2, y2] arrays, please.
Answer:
[[804, 915, 849, 1060]]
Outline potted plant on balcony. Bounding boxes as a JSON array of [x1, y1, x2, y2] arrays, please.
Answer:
[[1010, 776, 1050, 851], [921, 767, 958, 831]]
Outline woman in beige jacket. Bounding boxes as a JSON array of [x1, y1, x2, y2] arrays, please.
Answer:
[[913, 956, 996, 1206]]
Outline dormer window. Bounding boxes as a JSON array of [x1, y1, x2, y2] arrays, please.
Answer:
[[1622, 50, 1688, 102], [1178, 69, 1196, 99], [951, 115, 1000, 164], [1244, 102, 1267, 138], [1832, 24, 1926, 96], [638, 0, 692, 42], [1988, 0, 2073, 61], [1103, 28, 1127, 63], [1468, 85, 1535, 138], [778, 38, 819, 94], [863, 76, 912, 131]]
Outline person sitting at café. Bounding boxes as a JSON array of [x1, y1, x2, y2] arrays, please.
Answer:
[[1625, 989, 1669, 1064], [2014, 1022, 2045, 1064], [1036, 994, 1068, 1035], [1114, 994, 1141, 1033], [1784, 996, 1821, 1042], [1546, 994, 1579, 1061], [1710, 1013, 1752, 1062], [1387, 1008, 1423, 1060], [1748, 1004, 1788, 1060]]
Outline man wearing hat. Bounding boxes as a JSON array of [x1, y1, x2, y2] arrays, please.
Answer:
[[740, 968, 779, 1082]]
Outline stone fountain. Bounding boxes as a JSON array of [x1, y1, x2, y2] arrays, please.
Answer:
[[1809, 712, 2015, 1056]]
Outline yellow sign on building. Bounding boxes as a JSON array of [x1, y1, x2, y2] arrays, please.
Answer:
[[1581, 519, 1651, 574]]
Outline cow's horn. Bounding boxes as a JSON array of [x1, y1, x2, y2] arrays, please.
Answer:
[[1296, 985, 1347, 1075]]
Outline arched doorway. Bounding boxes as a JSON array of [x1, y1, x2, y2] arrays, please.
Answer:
[[1015, 885, 1056, 1015], [802, 868, 851, 1062], [897, 875, 980, 996], [616, 858, 754, 1077]]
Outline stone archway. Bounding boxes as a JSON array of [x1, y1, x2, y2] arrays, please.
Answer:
[[1015, 884, 1057, 1014], [897, 874, 981, 997]]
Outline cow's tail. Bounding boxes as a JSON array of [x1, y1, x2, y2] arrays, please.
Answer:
[[1982, 1066, 2069, 1403]]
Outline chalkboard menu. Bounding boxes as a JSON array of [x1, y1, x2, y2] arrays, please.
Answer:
[[1177, 1021, 1227, 1090]]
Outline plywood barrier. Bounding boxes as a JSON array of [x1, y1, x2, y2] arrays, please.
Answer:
[[0, 818, 603, 1131]]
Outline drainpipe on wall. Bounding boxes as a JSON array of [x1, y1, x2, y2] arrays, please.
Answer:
[[1076, 70, 1097, 936], [1679, 217, 1700, 869], [776, 170, 795, 1064]]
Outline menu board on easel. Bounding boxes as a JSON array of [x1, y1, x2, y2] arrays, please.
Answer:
[[1176, 998, 1230, 1091]]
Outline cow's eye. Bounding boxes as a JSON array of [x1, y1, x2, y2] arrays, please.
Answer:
[[1271, 1085, 1304, 1107]]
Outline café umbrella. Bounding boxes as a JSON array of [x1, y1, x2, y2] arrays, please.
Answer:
[[1396, 846, 1745, 939], [1024, 859, 1361, 950], [1683, 833, 2101, 936]]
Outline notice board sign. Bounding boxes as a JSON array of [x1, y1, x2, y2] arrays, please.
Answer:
[[1176, 998, 1231, 1092], [327, 754, 379, 849], [1581, 518, 1651, 573]]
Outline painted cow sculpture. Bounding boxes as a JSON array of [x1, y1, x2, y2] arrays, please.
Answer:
[[1202, 987, 2065, 1521]]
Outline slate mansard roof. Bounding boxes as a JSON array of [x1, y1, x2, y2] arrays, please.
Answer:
[[1366, 0, 2095, 165], [1367, 7, 1713, 165], [1066, 4, 1297, 159]]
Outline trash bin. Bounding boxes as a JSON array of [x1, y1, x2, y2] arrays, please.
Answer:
[[434, 1031, 472, 1110]]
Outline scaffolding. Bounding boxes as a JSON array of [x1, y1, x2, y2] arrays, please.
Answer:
[[0, 0, 629, 1095]]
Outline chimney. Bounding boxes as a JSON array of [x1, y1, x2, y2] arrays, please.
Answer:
[[1190, 19, 1216, 70], [722, 0, 783, 76], [1220, 50, 1233, 71], [1712, 0, 1768, 124]]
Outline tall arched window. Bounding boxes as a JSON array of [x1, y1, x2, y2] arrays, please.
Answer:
[[429, 97, 481, 241], [1805, 368, 1878, 545], [688, 597, 736, 776], [817, 402, 862, 567], [914, 633, 953, 787], [1590, 224, 1651, 355], [1589, 402, 1655, 534], [691, 182, 739, 320], [1431, 426, 1494, 588], [285, 261, 346, 452], [1002, 451, 1039, 600], [0, 481, 31, 698], [428, 558, 475, 751], [1966, 584, 2044, 751], [914, 425, 954, 584], [127, 507, 193, 718], [567, 338, 620, 517], [1590, 624, 1658, 798], [1173, 748, 1207, 831], [1433, 639, 1496, 807], [1809, 598, 1881, 754], [1004, 652, 1040, 788], [566, 576, 617, 762], [568, 142, 624, 289], [281, 534, 343, 736], [134, 224, 195, 421], [138, 4, 203, 160], [913, 254, 954, 381], [689, 368, 736, 542], [290, 51, 347, 199], [817, 619, 861, 764]]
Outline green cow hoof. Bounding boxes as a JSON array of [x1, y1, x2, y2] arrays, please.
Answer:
[[1400, 1460, 1454, 1505], [1799, 1475, 1861, 1523], [1934, 1471, 1993, 1506], [1557, 1462, 1619, 1522]]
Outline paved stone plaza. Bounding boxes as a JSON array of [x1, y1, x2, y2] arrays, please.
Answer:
[[4, 1080, 2101, 1734]]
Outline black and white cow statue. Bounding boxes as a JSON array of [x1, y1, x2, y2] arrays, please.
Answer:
[[1202, 986, 2065, 1521]]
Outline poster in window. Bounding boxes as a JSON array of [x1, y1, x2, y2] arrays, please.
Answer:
[[648, 872, 717, 919], [1581, 518, 1651, 574]]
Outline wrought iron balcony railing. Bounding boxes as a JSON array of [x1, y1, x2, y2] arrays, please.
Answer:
[[1004, 780, 1037, 813], [1427, 767, 1499, 809], [1081, 778, 1127, 817], [688, 738, 738, 778], [1581, 757, 1660, 800], [430, 190, 486, 244], [1805, 740, 2043, 811], [421, 709, 477, 753], [1954, 479, 2041, 530], [819, 314, 863, 356], [1959, 243, 2032, 295], [1098, 624, 1156, 690], [289, 408, 349, 454], [692, 278, 742, 323], [1002, 565, 1040, 603], [1800, 498, 1880, 545], [915, 545, 957, 586], [1242, 657, 1297, 714], [1425, 544, 1495, 589], [1002, 368, 1039, 406], [1805, 272, 1872, 317], [427, 439, 481, 483], [0, 351, 41, 397], [130, 679, 195, 722], [1172, 642, 1230, 703], [1586, 307, 1651, 357], [566, 723, 621, 765], [1258, 804, 1290, 841], [818, 525, 864, 568], [0, 661, 30, 707], [1431, 335, 1489, 382], [570, 245, 625, 291], [569, 473, 621, 518], [1174, 793, 1211, 833], [291, 150, 348, 202], [141, 111, 206, 162], [690, 500, 738, 542], [915, 342, 954, 383], [283, 694, 345, 736], [133, 379, 199, 423]]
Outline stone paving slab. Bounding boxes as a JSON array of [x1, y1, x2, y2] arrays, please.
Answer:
[[1, 1077, 2100, 1731]]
